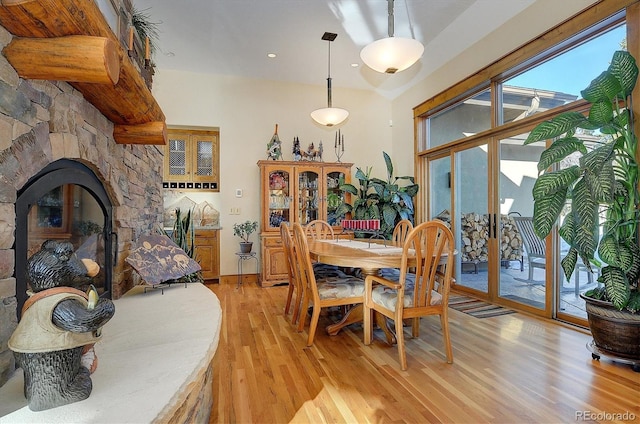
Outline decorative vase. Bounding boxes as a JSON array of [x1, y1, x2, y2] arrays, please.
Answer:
[[581, 294, 640, 360], [239, 242, 253, 254]]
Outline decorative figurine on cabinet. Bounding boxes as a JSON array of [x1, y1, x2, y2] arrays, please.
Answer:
[[292, 136, 302, 161], [266, 124, 283, 160], [302, 141, 322, 161]]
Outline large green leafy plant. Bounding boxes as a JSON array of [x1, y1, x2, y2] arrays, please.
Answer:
[[524, 50, 639, 313], [337, 151, 419, 239]]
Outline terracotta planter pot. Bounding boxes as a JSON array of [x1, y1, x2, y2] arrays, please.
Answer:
[[581, 294, 640, 360]]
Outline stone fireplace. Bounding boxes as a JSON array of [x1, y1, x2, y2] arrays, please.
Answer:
[[0, 23, 164, 386]]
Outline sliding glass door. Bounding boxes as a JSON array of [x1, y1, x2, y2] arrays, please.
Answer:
[[496, 133, 548, 312], [451, 142, 490, 295], [426, 134, 552, 315]]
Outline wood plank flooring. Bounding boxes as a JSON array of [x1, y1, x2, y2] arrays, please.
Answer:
[[206, 281, 640, 423]]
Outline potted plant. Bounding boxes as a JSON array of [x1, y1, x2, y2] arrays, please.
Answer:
[[336, 151, 419, 239], [234, 220, 259, 253], [524, 50, 640, 364]]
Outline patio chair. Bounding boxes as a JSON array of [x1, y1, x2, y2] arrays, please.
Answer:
[[512, 216, 546, 282], [363, 220, 455, 370], [512, 216, 593, 295], [292, 223, 365, 345]]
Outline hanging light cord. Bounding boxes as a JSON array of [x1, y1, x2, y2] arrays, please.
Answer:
[[388, 0, 394, 38], [326, 39, 333, 108], [402, 0, 417, 39], [388, 0, 418, 40]]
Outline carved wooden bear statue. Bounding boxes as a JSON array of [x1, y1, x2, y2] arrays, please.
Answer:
[[9, 240, 115, 411]]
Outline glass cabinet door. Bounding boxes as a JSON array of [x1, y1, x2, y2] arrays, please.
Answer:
[[191, 134, 219, 183], [166, 134, 190, 181], [267, 169, 291, 229], [297, 169, 319, 225], [325, 169, 347, 226]]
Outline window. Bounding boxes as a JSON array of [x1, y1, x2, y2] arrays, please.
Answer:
[[413, 2, 637, 325], [428, 88, 492, 149], [500, 24, 626, 124]]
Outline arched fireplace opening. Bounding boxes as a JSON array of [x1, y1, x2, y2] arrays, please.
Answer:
[[15, 159, 114, 317]]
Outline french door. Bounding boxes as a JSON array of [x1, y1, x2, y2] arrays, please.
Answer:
[[430, 133, 552, 316]]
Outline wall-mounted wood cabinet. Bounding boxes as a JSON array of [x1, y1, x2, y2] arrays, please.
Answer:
[[163, 129, 219, 191], [257, 160, 352, 287]]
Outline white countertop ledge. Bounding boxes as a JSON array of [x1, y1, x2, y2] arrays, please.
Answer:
[[0, 283, 222, 423]]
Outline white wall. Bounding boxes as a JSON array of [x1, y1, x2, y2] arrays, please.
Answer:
[[152, 0, 597, 277], [152, 71, 390, 275]]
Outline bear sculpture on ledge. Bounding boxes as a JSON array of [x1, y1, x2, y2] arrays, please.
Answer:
[[8, 240, 115, 411]]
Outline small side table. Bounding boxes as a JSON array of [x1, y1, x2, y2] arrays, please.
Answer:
[[236, 251, 259, 288]]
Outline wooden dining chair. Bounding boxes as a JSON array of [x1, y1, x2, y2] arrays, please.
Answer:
[[305, 219, 348, 279], [379, 219, 415, 281], [280, 222, 303, 325], [305, 219, 334, 240], [292, 223, 365, 344], [363, 220, 455, 370], [392, 219, 413, 244]]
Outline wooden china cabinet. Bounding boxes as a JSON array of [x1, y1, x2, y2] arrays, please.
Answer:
[[257, 160, 352, 287]]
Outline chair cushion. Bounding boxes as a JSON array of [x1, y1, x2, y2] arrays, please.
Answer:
[[378, 268, 416, 285], [371, 279, 442, 310], [313, 263, 349, 279], [317, 276, 364, 300]]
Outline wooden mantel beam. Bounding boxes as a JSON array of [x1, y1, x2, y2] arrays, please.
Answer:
[[113, 121, 167, 145], [0, 0, 167, 145], [3, 35, 120, 84]]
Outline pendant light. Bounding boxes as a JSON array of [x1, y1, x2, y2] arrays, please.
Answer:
[[360, 0, 424, 74], [310, 32, 349, 127]]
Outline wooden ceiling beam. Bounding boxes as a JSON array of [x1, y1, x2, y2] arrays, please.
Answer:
[[113, 121, 167, 145], [3, 35, 120, 84], [0, 0, 167, 145]]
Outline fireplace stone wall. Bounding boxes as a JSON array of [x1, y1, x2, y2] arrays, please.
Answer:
[[0, 24, 164, 386]]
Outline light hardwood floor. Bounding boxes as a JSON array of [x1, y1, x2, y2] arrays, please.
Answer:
[[207, 281, 640, 423]]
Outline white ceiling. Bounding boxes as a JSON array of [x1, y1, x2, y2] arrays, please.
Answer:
[[133, 0, 543, 99]]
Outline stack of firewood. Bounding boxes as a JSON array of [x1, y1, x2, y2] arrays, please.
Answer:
[[500, 215, 522, 263], [460, 213, 522, 263]]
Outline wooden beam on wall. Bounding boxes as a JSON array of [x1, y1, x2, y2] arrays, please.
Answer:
[[113, 121, 167, 145], [3, 35, 120, 84], [0, 0, 167, 144]]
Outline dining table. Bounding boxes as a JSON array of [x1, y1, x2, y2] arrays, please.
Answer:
[[307, 238, 414, 344]]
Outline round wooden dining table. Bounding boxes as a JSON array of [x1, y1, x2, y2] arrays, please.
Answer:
[[306, 238, 413, 344]]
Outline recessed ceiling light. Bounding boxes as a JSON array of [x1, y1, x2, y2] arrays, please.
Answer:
[[351, 63, 359, 68], [267, 53, 277, 58]]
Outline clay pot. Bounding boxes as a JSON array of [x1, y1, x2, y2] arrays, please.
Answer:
[[581, 294, 640, 360]]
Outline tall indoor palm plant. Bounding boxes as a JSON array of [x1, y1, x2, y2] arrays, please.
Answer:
[[524, 50, 639, 316]]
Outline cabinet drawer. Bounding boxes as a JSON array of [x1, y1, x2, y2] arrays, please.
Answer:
[[263, 236, 283, 247]]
